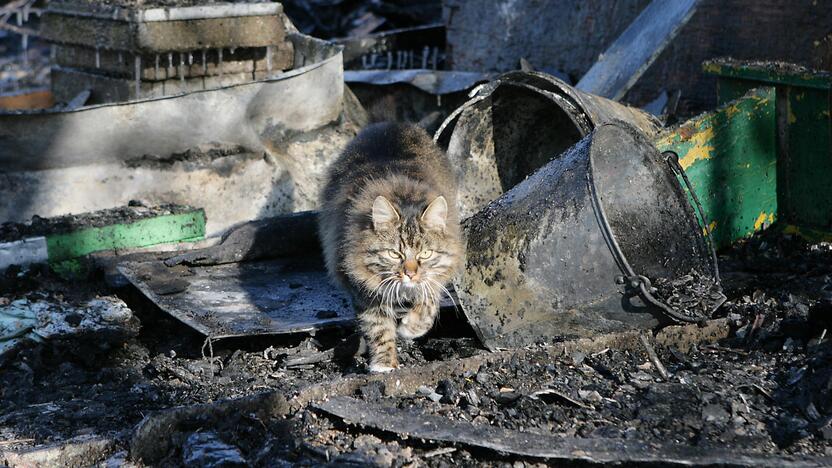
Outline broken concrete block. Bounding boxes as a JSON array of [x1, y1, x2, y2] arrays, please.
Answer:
[[39, 1, 297, 104], [51, 65, 272, 104], [53, 44, 294, 81], [41, 2, 286, 53], [0, 435, 117, 468]]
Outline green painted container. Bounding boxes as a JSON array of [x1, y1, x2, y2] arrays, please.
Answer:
[[703, 59, 832, 238]]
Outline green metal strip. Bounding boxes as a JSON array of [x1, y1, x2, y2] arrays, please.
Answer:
[[45, 209, 206, 263], [703, 60, 832, 91], [654, 87, 777, 249]]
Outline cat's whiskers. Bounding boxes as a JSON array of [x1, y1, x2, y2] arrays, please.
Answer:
[[424, 279, 442, 306], [395, 282, 404, 308], [381, 278, 397, 310], [371, 276, 397, 300], [364, 270, 394, 285], [425, 276, 459, 312]]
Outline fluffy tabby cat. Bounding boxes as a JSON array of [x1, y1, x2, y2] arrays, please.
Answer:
[[319, 122, 463, 372]]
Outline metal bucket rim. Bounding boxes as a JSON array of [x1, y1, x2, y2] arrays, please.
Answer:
[[434, 70, 595, 144]]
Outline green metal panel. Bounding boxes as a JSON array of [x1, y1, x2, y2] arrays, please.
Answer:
[[654, 87, 777, 249], [704, 59, 832, 235], [781, 87, 832, 229], [46, 209, 206, 276]]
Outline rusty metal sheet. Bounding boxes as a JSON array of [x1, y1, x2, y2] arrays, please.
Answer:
[[118, 258, 353, 339]]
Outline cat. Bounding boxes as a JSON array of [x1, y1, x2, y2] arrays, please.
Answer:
[[318, 122, 464, 373]]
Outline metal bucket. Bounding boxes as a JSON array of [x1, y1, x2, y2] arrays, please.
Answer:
[[454, 122, 725, 350], [435, 71, 661, 218]]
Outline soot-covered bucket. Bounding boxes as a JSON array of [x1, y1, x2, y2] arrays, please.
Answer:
[[454, 122, 725, 350]]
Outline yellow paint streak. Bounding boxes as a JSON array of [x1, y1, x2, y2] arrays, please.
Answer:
[[724, 104, 740, 118], [753, 212, 774, 231], [678, 126, 715, 170], [653, 132, 677, 149], [702, 221, 717, 237], [788, 109, 797, 124]]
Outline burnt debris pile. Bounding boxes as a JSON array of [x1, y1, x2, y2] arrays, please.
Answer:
[[652, 269, 725, 322], [2, 0, 832, 466]]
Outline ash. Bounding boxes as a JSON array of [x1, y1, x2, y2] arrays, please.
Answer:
[[1, 231, 831, 466], [652, 268, 725, 321]]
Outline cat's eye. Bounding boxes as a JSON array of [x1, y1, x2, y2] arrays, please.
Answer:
[[418, 250, 434, 260], [387, 250, 403, 260]]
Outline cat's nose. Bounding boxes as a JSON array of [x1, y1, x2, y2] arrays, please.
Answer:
[[403, 259, 419, 278]]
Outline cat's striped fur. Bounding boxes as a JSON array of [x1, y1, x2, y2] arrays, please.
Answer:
[[318, 122, 463, 372]]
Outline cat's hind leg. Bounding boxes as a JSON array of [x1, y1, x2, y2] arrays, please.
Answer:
[[397, 301, 438, 340], [360, 306, 399, 373]]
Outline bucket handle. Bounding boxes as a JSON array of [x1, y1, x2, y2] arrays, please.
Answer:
[[662, 150, 721, 284], [587, 149, 722, 324]]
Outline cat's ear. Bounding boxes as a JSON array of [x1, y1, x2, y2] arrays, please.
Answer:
[[372, 196, 400, 231], [421, 196, 448, 232]]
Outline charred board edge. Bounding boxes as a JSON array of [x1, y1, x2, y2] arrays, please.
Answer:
[[315, 396, 831, 467], [129, 319, 730, 464]]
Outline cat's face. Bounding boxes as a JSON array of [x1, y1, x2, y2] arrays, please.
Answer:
[[354, 195, 461, 307]]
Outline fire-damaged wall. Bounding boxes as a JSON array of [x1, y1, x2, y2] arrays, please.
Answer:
[[443, 0, 651, 83], [444, 0, 832, 115]]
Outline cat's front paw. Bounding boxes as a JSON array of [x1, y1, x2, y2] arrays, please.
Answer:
[[397, 322, 429, 340], [369, 363, 397, 373]]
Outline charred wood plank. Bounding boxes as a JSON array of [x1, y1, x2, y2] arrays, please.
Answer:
[[316, 396, 831, 467], [576, 0, 699, 100]]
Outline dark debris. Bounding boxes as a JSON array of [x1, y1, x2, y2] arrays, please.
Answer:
[[0, 231, 831, 465]]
